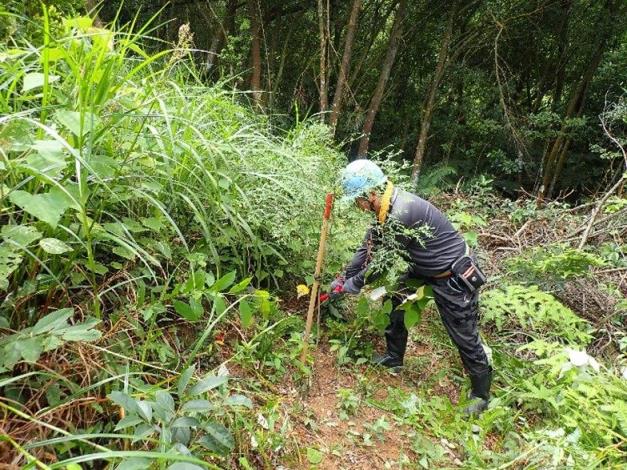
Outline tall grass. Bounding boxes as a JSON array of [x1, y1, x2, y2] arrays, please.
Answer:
[[0, 10, 342, 326], [0, 9, 345, 467]]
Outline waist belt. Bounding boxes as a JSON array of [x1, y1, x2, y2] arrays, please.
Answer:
[[432, 243, 471, 279], [433, 270, 453, 279]]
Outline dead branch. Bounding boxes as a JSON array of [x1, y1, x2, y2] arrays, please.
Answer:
[[578, 108, 627, 248]]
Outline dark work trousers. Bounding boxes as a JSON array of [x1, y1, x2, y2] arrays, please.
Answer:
[[386, 276, 490, 376]]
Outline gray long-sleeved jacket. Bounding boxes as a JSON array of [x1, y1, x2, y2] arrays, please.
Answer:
[[343, 188, 466, 293]]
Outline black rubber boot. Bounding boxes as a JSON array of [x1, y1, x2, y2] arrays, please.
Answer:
[[371, 352, 403, 369], [464, 368, 492, 417], [372, 308, 407, 371]]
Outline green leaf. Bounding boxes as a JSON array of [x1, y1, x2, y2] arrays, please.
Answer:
[[115, 458, 151, 470], [9, 189, 74, 228], [199, 422, 234, 454], [112, 245, 136, 260], [189, 297, 204, 319], [229, 276, 252, 294], [171, 416, 200, 428], [108, 391, 138, 415], [183, 270, 205, 293], [307, 447, 324, 465], [225, 394, 252, 408], [82, 260, 108, 275], [55, 109, 100, 137], [464, 231, 478, 247], [32, 308, 73, 334], [356, 296, 369, 316], [132, 423, 154, 441], [45, 383, 62, 406], [136, 400, 152, 422], [174, 300, 201, 321], [189, 374, 227, 396], [59, 319, 101, 341], [177, 365, 195, 396], [39, 238, 73, 254], [64, 16, 93, 30], [25, 139, 67, 177], [239, 300, 254, 328], [114, 415, 144, 431], [403, 303, 422, 329], [213, 295, 227, 315], [180, 399, 214, 412], [141, 217, 163, 232], [43, 47, 66, 63], [1, 224, 42, 246], [0, 243, 23, 291], [22, 72, 59, 92], [154, 390, 175, 422], [210, 270, 236, 293], [65, 464, 82, 470], [16, 337, 43, 362], [205, 271, 215, 288]]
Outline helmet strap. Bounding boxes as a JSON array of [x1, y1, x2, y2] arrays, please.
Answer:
[[377, 181, 394, 225]]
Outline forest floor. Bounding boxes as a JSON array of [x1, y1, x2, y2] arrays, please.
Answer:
[[274, 308, 476, 469]]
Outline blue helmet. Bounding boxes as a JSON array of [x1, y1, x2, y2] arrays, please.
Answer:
[[340, 159, 387, 203]]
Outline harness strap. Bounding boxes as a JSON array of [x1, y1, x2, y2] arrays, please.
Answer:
[[378, 181, 394, 225]]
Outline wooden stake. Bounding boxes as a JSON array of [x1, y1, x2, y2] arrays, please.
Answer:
[[301, 193, 334, 363]]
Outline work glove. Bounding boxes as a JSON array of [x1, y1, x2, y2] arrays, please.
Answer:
[[319, 277, 345, 303], [330, 277, 345, 293]]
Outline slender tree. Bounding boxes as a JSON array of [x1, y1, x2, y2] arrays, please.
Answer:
[[349, 0, 398, 96], [357, 0, 406, 156], [248, 0, 263, 107], [411, 0, 459, 183], [540, 0, 623, 199], [85, 0, 102, 27], [329, 0, 362, 132], [318, 0, 329, 120], [206, 0, 239, 72]]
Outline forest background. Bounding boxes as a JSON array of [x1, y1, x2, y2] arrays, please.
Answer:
[[5, 0, 626, 199]]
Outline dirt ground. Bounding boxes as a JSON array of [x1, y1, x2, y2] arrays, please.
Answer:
[[280, 319, 465, 470]]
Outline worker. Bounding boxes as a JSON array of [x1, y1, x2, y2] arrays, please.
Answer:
[[330, 159, 492, 416]]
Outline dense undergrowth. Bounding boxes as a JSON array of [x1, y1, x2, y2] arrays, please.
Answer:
[[0, 14, 350, 468], [1, 13, 626, 470]]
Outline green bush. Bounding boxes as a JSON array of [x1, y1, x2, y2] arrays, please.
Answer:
[[493, 340, 627, 467], [506, 244, 605, 283], [0, 14, 343, 325], [482, 284, 592, 345]]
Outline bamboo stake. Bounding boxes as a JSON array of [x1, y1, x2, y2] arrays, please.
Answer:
[[301, 193, 334, 363]]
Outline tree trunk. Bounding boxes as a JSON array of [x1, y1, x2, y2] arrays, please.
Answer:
[[349, 0, 398, 94], [317, 0, 329, 120], [268, 19, 297, 109], [206, 0, 238, 72], [329, 0, 362, 133], [411, 1, 458, 184], [357, 0, 406, 157], [538, 0, 624, 200], [551, 0, 572, 111], [248, 0, 262, 107], [540, 31, 609, 199], [85, 0, 102, 27]]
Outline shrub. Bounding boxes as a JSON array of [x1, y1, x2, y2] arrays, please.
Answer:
[[481, 284, 592, 345], [0, 14, 344, 325], [494, 340, 627, 467], [505, 244, 605, 283]]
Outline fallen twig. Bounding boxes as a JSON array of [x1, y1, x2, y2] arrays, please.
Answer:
[[578, 175, 626, 249], [568, 206, 627, 238]]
